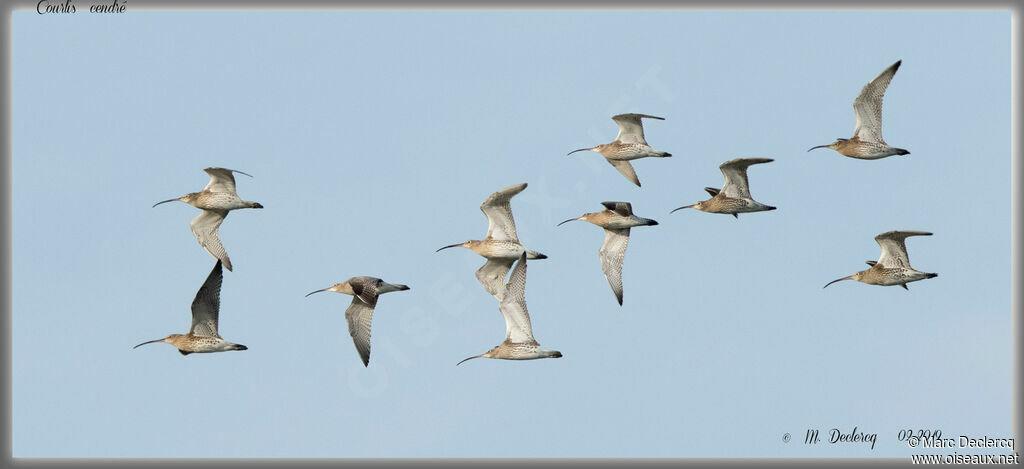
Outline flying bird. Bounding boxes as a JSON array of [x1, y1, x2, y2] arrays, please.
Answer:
[[824, 230, 937, 290], [134, 260, 247, 355], [808, 60, 909, 159], [437, 183, 547, 301], [671, 158, 776, 218], [153, 167, 263, 271], [558, 202, 658, 305], [306, 276, 410, 367], [568, 113, 672, 187], [457, 253, 562, 365]]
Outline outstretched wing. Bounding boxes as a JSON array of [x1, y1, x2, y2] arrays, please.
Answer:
[[202, 167, 251, 194], [612, 113, 663, 145], [344, 286, 379, 367], [598, 228, 630, 305], [607, 159, 641, 187], [498, 253, 535, 344], [189, 260, 223, 337], [600, 201, 633, 217], [719, 158, 773, 199], [480, 183, 527, 242], [475, 258, 516, 301], [852, 60, 901, 144], [189, 209, 233, 271], [874, 230, 931, 269]]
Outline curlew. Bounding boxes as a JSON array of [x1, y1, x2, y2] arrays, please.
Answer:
[[568, 113, 672, 187], [457, 253, 562, 365], [558, 202, 658, 306], [808, 60, 909, 159], [824, 230, 937, 290], [671, 158, 776, 218], [437, 183, 547, 301], [134, 260, 248, 355], [306, 276, 410, 367], [153, 167, 263, 271]]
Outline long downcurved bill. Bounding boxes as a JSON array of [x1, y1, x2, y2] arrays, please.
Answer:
[[557, 216, 582, 226], [670, 204, 695, 214], [133, 338, 164, 349], [435, 243, 464, 253], [456, 354, 485, 366], [567, 148, 593, 156], [807, 144, 832, 152], [305, 288, 331, 297], [152, 198, 180, 208], [823, 275, 854, 289]]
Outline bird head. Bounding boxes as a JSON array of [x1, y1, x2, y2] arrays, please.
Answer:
[[557, 213, 592, 226], [133, 333, 183, 349], [305, 281, 353, 297], [436, 240, 477, 253], [567, 144, 603, 156], [807, 139, 845, 152]]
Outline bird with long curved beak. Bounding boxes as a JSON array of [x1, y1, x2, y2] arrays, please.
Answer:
[[670, 158, 776, 218], [824, 230, 937, 290], [457, 253, 561, 365], [808, 60, 909, 159], [568, 113, 671, 187], [306, 276, 410, 367], [558, 201, 657, 306], [437, 183, 547, 301], [133, 260, 247, 355], [154, 167, 263, 271]]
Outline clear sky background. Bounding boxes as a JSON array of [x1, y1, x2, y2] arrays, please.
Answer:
[[11, 9, 1011, 458]]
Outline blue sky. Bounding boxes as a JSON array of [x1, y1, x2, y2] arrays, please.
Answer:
[[11, 10, 1011, 458]]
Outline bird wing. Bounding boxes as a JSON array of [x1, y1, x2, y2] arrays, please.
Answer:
[[607, 159, 641, 187], [852, 60, 901, 144], [612, 113, 663, 145], [189, 260, 223, 337], [480, 183, 527, 242], [720, 158, 773, 199], [874, 230, 931, 269], [600, 201, 633, 217], [189, 209, 233, 271], [348, 276, 381, 305], [345, 294, 378, 367], [202, 167, 247, 194], [475, 258, 516, 301], [498, 253, 535, 344], [599, 228, 630, 305]]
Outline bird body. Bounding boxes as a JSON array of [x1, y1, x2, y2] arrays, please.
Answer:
[[306, 276, 410, 367], [154, 167, 263, 271], [174, 190, 258, 212], [444, 239, 546, 260], [672, 158, 776, 218], [458, 253, 561, 365], [471, 339, 559, 361], [595, 141, 670, 161], [134, 260, 247, 355], [558, 202, 658, 305], [809, 60, 909, 159], [569, 113, 671, 187], [824, 230, 937, 290], [813, 137, 908, 160], [437, 183, 547, 300], [150, 333, 248, 355]]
